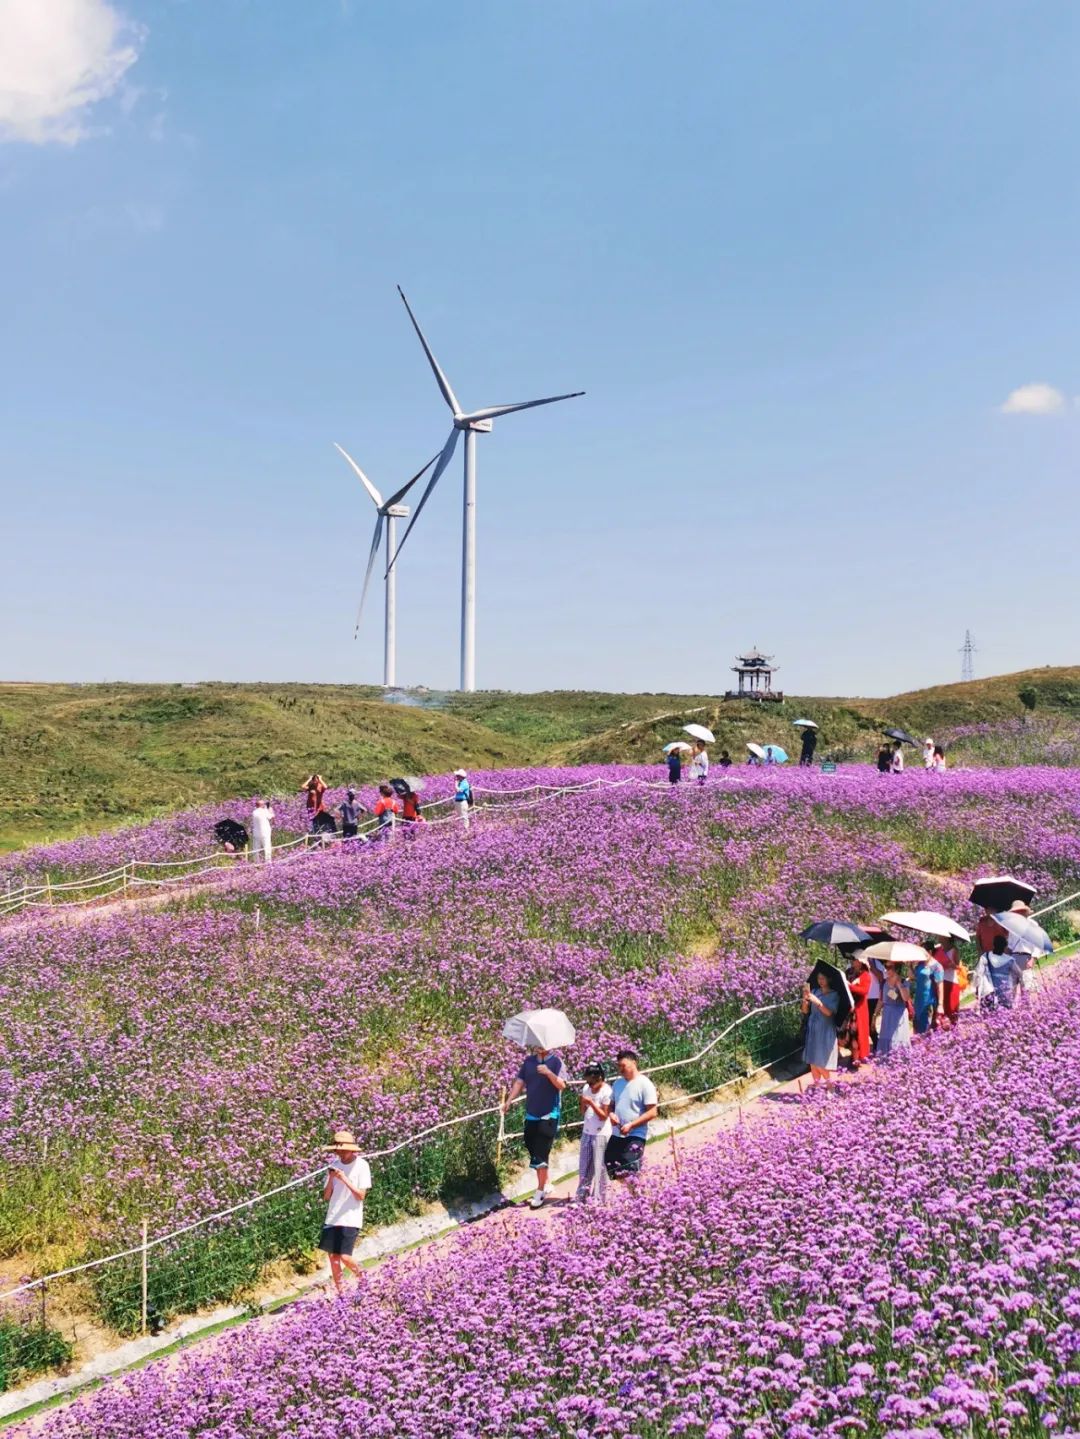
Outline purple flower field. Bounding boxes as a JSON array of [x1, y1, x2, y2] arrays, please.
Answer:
[[1, 765, 1078, 1336], [22, 963, 1080, 1439]]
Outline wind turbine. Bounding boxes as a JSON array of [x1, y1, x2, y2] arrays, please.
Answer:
[[388, 286, 584, 693], [334, 443, 436, 688]]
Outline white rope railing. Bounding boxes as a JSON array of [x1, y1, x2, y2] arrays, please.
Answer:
[[0, 993, 804, 1305]]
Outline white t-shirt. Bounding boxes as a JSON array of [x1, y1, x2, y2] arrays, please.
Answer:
[[251, 807, 274, 843], [891, 751, 904, 773], [689, 751, 709, 779], [325, 1155, 372, 1228], [581, 1082, 613, 1137]]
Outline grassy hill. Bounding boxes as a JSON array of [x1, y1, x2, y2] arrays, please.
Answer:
[[1, 666, 1078, 849]]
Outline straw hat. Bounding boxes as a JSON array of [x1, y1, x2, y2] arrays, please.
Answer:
[[328, 1129, 361, 1152], [453, 768, 468, 778], [1009, 900, 1033, 916]]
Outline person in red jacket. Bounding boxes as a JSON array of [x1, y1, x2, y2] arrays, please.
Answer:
[[845, 951, 873, 1068]]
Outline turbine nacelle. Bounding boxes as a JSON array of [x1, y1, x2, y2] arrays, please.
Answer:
[[457, 417, 494, 432]]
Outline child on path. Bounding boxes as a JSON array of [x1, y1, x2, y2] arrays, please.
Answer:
[[320, 1129, 372, 1295], [575, 1063, 612, 1204]]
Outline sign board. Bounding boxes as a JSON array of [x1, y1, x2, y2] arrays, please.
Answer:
[[820, 761, 837, 774]]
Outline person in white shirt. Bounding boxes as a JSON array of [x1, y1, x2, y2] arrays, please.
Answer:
[[688, 741, 710, 785], [890, 744, 905, 774], [922, 738, 935, 770], [320, 1129, 372, 1294], [574, 1063, 613, 1204], [250, 799, 274, 863]]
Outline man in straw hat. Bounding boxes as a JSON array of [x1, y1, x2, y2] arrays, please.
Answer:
[[321, 1130, 372, 1294]]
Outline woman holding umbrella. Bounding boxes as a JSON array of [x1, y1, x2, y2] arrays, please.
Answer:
[[801, 962, 848, 1088]]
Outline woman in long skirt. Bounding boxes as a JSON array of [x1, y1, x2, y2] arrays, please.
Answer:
[[845, 952, 872, 1068], [877, 962, 913, 1059], [801, 970, 840, 1086]]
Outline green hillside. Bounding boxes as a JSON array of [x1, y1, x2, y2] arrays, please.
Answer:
[[1, 666, 1078, 850]]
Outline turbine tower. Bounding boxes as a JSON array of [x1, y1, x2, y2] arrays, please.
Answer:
[[388, 286, 584, 692], [334, 444, 436, 688]]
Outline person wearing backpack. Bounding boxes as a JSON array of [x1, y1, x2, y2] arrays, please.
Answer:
[[453, 768, 473, 831]]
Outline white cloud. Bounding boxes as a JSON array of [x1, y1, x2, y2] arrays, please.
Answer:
[[0, 0, 143, 145], [1000, 382, 1067, 416]]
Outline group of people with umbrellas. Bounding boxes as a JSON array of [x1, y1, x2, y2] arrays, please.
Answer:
[[664, 720, 823, 781], [799, 875, 1053, 1086], [876, 730, 947, 773]]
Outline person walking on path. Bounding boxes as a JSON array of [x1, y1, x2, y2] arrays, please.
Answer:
[[687, 741, 710, 786], [452, 769, 473, 831], [801, 970, 840, 1087], [250, 798, 274, 863], [974, 908, 1007, 957], [373, 784, 400, 838], [400, 786, 424, 836], [799, 728, 818, 767], [605, 1050, 659, 1180], [844, 952, 872, 1067], [865, 954, 884, 1052], [301, 774, 328, 817], [976, 934, 1026, 1011], [574, 1063, 613, 1204], [666, 748, 682, 785], [912, 940, 944, 1034], [338, 789, 365, 840], [503, 1045, 567, 1208], [877, 962, 913, 1058], [321, 1130, 372, 1295], [935, 938, 963, 1026]]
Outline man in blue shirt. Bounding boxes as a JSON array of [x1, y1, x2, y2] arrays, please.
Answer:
[[605, 1049, 659, 1180], [502, 1047, 567, 1208]]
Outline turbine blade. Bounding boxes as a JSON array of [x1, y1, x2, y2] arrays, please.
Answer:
[[334, 443, 383, 508], [462, 391, 585, 424], [354, 515, 384, 637], [385, 430, 459, 575], [384, 451, 439, 511], [397, 286, 462, 416]]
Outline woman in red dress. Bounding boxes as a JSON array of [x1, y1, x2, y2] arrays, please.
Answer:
[[845, 951, 873, 1067]]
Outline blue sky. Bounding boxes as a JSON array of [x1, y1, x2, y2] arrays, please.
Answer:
[[1, 0, 1077, 696]]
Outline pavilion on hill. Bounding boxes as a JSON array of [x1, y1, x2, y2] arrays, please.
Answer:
[[725, 648, 783, 702]]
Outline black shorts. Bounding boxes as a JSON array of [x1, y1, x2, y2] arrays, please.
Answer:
[[342, 823, 358, 839], [605, 1135, 646, 1178], [523, 1117, 558, 1169], [319, 1224, 360, 1256]]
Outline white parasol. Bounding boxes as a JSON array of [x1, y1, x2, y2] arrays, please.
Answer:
[[502, 1008, 576, 1050], [879, 910, 970, 942], [683, 723, 715, 744]]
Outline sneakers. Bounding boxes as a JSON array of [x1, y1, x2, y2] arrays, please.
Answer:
[[528, 1189, 546, 1209]]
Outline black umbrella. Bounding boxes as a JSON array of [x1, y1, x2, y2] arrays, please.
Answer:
[[800, 921, 873, 948], [835, 923, 895, 957], [214, 819, 248, 849], [883, 728, 917, 745], [312, 811, 338, 836], [389, 777, 413, 798], [969, 875, 1036, 912], [806, 958, 854, 1028]]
